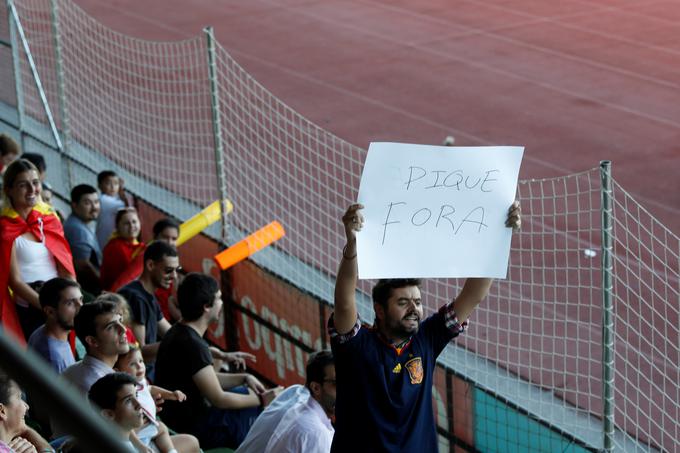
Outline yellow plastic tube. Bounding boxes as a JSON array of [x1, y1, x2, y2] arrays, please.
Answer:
[[177, 199, 233, 246]]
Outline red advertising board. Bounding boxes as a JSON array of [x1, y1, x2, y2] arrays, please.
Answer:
[[228, 260, 329, 387]]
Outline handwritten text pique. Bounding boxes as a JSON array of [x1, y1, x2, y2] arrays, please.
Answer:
[[357, 143, 523, 279]]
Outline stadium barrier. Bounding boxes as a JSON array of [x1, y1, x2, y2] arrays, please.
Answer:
[[1, 0, 678, 450]]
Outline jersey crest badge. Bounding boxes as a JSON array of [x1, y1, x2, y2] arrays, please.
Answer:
[[405, 357, 423, 384]]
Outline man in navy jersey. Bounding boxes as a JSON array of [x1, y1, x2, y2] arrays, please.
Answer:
[[329, 202, 521, 452]]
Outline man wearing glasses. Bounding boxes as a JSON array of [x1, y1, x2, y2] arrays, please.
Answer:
[[118, 241, 179, 366], [236, 350, 336, 453]]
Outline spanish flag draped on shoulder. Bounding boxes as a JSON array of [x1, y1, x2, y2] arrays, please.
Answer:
[[0, 201, 74, 345]]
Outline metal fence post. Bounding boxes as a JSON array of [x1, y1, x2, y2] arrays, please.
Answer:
[[7, 0, 63, 152], [7, 0, 25, 149], [204, 26, 229, 245], [50, 0, 74, 190], [600, 160, 615, 451]]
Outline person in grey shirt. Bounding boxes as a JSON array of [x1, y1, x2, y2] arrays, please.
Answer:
[[63, 184, 102, 295], [28, 278, 83, 374], [62, 299, 129, 394], [52, 300, 129, 439]]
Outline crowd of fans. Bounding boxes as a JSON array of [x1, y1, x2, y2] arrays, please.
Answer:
[[0, 134, 336, 453], [1, 132, 522, 453]]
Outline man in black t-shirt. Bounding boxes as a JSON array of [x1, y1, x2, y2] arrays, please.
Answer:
[[154, 273, 282, 449], [118, 241, 177, 362]]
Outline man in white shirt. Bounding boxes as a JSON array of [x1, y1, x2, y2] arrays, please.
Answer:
[[236, 350, 336, 453]]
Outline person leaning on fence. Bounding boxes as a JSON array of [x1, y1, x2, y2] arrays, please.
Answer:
[[329, 202, 521, 452], [0, 159, 76, 344]]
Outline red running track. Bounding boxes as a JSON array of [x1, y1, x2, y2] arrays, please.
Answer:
[[77, 0, 680, 234]]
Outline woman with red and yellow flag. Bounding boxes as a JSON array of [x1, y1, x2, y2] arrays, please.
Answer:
[[0, 159, 75, 344]]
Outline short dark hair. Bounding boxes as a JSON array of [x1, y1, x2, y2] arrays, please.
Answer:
[[177, 273, 218, 321], [74, 300, 117, 349], [143, 240, 177, 263], [0, 134, 20, 157], [39, 277, 80, 309], [21, 152, 46, 173], [88, 372, 137, 411], [305, 350, 334, 388], [371, 279, 422, 307], [152, 218, 180, 238], [97, 170, 118, 186], [70, 184, 97, 204], [0, 370, 18, 405]]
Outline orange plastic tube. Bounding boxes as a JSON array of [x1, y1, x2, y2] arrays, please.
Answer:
[[213, 221, 285, 270]]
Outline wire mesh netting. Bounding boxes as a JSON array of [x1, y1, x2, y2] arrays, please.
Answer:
[[2, 0, 679, 450]]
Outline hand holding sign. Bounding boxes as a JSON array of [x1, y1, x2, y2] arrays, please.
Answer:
[[341, 203, 364, 259], [356, 143, 523, 279]]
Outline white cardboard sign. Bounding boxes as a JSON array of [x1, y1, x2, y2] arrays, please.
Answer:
[[356, 143, 523, 279]]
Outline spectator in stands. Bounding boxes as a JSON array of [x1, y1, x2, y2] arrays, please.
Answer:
[[40, 182, 65, 222], [63, 184, 102, 296], [1, 159, 75, 343], [0, 134, 20, 178], [154, 273, 282, 449], [236, 350, 336, 453], [21, 153, 46, 182], [104, 217, 179, 294], [118, 241, 176, 363], [95, 171, 130, 250], [62, 299, 129, 395], [26, 278, 82, 434], [96, 292, 139, 347], [329, 203, 521, 452], [108, 217, 182, 320], [0, 370, 54, 453], [100, 207, 145, 291], [87, 372, 145, 453], [115, 346, 200, 453], [28, 277, 83, 373], [153, 218, 179, 248], [151, 218, 181, 321]]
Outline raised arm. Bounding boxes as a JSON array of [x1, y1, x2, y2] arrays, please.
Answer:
[[452, 201, 521, 321], [333, 204, 364, 334]]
